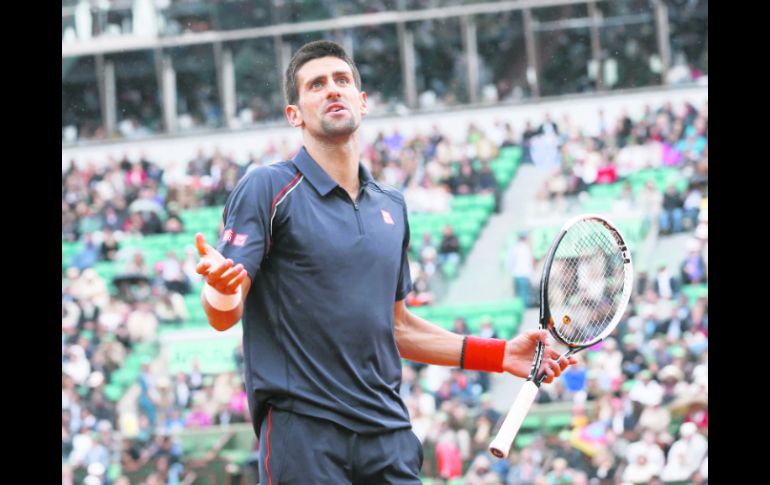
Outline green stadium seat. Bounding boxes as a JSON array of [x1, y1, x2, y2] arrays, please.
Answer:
[[499, 146, 522, 162], [167, 338, 240, 374], [442, 259, 459, 279], [407, 299, 524, 338], [515, 433, 536, 449], [544, 413, 573, 431], [681, 284, 708, 305], [521, 415, 542, 430], [104, 384, 123, 402]]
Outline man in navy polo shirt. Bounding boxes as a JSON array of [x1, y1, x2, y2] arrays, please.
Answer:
[[194, 40, 574, 484]]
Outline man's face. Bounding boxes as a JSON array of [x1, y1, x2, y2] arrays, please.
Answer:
[[286, 56, 367, 138]]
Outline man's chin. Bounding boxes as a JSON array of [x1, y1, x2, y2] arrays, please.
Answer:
[[320, 119, 359, 137]]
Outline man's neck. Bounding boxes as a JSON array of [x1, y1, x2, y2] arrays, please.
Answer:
[[304, 133, 361, 198]]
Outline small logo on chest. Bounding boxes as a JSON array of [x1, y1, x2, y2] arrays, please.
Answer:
[[381, 209, 395, 225]]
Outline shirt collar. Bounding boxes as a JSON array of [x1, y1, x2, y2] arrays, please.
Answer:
[[291, 146, 374, 196]]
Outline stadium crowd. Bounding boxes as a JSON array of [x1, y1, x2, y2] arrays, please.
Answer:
[[63, 98, 707, 484]]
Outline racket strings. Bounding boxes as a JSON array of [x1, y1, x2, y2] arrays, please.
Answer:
[[548, 220, 627, 345]]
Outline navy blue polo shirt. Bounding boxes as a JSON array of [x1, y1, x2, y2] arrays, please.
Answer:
[[218, 147, 413, 435]]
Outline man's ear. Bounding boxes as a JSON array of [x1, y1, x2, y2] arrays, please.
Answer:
[[360, 91, 368, 117], [285, 104, 303, 127]]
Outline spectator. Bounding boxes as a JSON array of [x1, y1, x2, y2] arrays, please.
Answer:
[[625, 431, 665, 477], [506, 448, 542, 484], [438, 224, 461, 267], [172, 371, 192, 410], [71, 233, 100, 271], [450, 159, 479, 195], [594, 157, 618, 184], [682, 183, 703, 230], [99, 228, 120, 262], [477, 159, 501, 212], [463, 454, 499, 485], [185, 398, 213, 429], [138, 362, 160, 428], [622, 454, 660, 485], [433, 416, 464, 481], [544, 457, 573, 485], [659, 183, 684, 234], [681, 240, 707, 284], [159, 251, 190, 295], [652, 265, 678, 301], [507, 233, 534, 307], [163, 408, 186, 434], [588, 446, 618, 485], [452, 316, 470, 335], [125, 301, 158, 343], [123, 250, 150, 277], [154, 288, 189, 324], [164, 205, 185, 234], [660, 422, 708, 482]]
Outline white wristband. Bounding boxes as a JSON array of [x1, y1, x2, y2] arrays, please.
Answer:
[[204, 284, 242, 311]]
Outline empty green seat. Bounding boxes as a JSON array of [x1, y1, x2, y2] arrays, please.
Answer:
[[515, 433, 536, 449], [681, 284, 708, 305], [544, 413, 573, 431]]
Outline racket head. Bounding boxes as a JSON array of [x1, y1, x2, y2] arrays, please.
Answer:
[[539, 214, 634, 350]]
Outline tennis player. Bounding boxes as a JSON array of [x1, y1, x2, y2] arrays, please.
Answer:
[[196, 40, 575, 484]]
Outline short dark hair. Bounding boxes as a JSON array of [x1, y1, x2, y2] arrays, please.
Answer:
[[284, 40, 362, 105]]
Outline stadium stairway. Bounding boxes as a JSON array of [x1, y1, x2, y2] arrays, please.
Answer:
[[437, 162, 551, 413], [442, 163, 551, 303]]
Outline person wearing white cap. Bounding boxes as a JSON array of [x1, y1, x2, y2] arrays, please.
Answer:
[[68, 425, 94, 467], [621, 452, 660, 485], [625, 431, 665, 477], [629, 370, 664, 408], [84, 462, 106, 485], [660, 422, 708, 482], [63, 345, 91, 386], [637, 396, 671, 434]]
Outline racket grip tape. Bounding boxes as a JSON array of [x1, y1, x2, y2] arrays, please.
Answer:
[[488, 380, 540, 459]]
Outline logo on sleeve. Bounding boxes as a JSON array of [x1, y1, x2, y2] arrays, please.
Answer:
[[233, 234, 249, 247], [222, 229, 234, 243], [381, 209, 395, 225]]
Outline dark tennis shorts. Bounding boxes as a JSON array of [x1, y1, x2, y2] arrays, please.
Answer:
[[258, 407, 423, 484]]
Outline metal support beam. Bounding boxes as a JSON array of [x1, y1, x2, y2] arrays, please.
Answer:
[[588, 1, 604, 91], [275, 35, 290, 103], [343, 29, 355, 61], [654, 0, 671, 84], [396, 22, 417, 110], [161, 55, 177, 134], [214, 42, 236, 128], [94, 54, 117, 137], [522, 8, 540, 98], [462, 15, 480, 104]]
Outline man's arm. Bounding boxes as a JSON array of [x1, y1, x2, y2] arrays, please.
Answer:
[[393, 299, 464, 367], [393, 299, 574, 382], [195, 233, 251, 332]]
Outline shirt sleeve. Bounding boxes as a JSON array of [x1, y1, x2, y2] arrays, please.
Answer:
[[395, 202, 413, 301], [217, 167, 274, 280]]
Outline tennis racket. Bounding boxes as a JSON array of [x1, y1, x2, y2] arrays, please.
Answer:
[[488, 214, 633, 459]]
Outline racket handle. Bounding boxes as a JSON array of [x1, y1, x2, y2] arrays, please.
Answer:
[[488, 380, 540, 459]]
